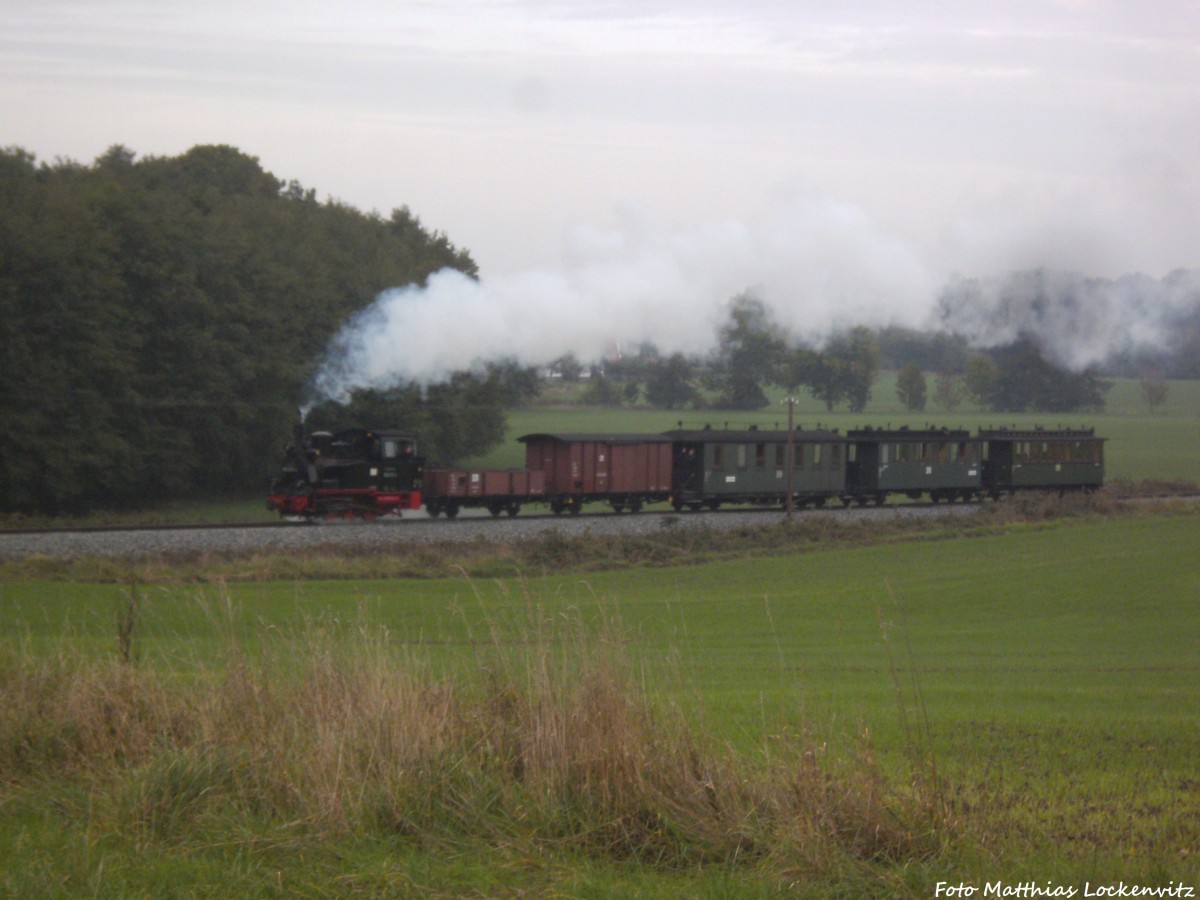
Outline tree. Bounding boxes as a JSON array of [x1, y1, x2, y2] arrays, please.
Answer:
[[803, 354, 849, 413], [0, 144, 481, 513], [1140, 364, 1168, 412], [965, 336, 1108, 412], [579, 372, 622, 405], [896, 364, 927, 411], [485, 359, 542, 407], [807, 327, 878, 412], [714, 294, 785, 410], [964, 354, 999, 408], [933, 371, 967, 412], [875, 326, 970, 373], [645, 353, 701, 409]]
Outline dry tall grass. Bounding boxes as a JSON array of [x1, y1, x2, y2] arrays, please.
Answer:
[[0, 609, 948, 877]]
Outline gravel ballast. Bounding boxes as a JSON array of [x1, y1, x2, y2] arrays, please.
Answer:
[[0, 504, 980, 562]]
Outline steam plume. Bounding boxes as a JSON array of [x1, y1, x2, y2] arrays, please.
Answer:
[[310, 194, 1200, 404], [937, 268, 1200, 370], [311, 195, 934, 402]]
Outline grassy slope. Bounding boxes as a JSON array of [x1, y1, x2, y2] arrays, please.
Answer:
[[2, 510, 1197, 892]]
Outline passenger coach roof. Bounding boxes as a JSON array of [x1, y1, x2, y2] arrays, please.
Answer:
[[664, 428, 843, 442], [977, 428, 1100, 440], [847, 427, 973, 440]]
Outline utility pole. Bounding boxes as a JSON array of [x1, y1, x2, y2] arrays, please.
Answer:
[[784, 396, 796, 520]]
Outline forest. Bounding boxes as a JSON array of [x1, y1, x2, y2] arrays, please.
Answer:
[[0, 144, 482, 514], [2, 144, 1196, 515]]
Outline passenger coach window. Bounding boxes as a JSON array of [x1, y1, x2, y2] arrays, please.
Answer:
[[737, 445, 748, 470], [755, 443, 766, 469], [775, 445, 786, 467], [812, 444, 823, 468], [713, 445, 724, 469], [830, 444, 842, 467]]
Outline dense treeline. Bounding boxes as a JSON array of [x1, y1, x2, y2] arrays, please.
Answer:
[[586, 298, 1112, 415], [0, 144, 476, 514]]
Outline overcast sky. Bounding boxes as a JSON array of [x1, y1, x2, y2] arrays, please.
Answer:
[[4, 0, 1199, 378]]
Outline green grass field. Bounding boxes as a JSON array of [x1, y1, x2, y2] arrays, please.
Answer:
[[2, 508, 1197, 895], [0, 375, 1196, 894]]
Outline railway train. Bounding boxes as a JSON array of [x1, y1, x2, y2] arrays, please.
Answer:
[[266, 422, 1106, 520]]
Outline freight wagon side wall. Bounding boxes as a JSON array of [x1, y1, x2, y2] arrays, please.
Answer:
[[610, 442, 672, 494], [523, 439, 560, 489], [426, 470, 484, 498], [524, 438, 610, 496]]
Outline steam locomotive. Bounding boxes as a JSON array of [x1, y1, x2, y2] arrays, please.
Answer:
[[267, 423, 1105, 520], [267, 425, 424, 519]]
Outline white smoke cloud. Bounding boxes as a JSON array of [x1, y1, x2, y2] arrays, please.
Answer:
[[311, 193, 936, 401], [310, 186, 1200, 403], [937, 268, 1200, 370]]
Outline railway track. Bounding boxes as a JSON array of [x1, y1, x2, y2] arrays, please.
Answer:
[[2, 488, 1195, 538], [0, 496, 980, 537], [0, 500, 977, 561]]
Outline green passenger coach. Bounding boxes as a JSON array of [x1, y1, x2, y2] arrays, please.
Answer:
[[665, 427, 846, 510], [847, 427, 984, 504], [978, 428, 1105, 497]]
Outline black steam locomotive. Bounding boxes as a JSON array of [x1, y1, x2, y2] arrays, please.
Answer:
[[267, 426, 424, 519]]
